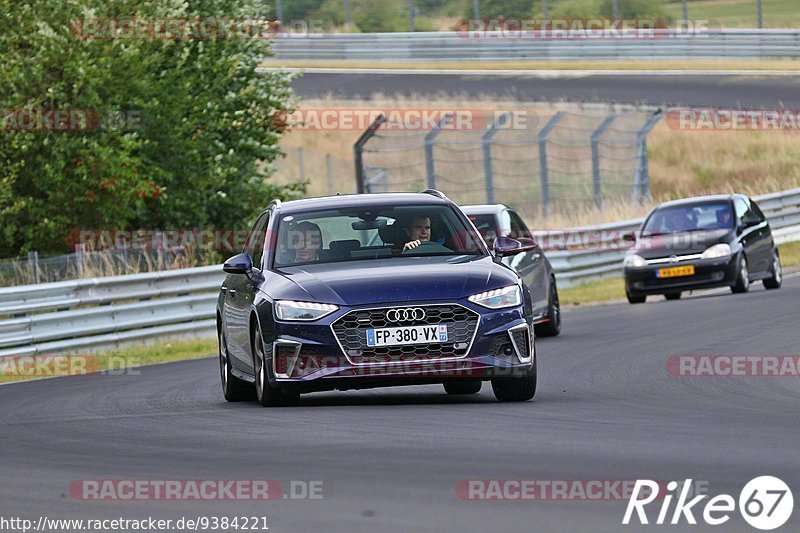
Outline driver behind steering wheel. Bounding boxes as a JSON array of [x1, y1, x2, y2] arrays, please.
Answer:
[[402, 215, 431, 252]]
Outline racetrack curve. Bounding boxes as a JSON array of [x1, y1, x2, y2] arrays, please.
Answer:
[[291, 72, 800, 108], [1, 277, 799, 532]]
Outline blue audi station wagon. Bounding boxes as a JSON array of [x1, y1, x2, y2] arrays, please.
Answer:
[[217, 191, 537, 406]]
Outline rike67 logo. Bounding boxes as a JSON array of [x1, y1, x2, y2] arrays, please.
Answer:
[[623, 476, 793, 530]]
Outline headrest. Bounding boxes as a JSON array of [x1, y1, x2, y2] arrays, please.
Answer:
[[328, 239, 361, 259], [378, 222, 407, 245]]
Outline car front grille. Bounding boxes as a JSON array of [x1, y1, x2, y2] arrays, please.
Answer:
[[331, 304, 479, 365]]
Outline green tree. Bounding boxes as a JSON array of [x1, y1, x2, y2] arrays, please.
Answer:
[[0, 0, 301, 256]]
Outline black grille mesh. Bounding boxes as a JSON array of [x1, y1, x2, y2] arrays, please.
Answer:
[[332, 305, 479, 364]]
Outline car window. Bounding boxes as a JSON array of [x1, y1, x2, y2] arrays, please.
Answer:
[[508, 210, 532, 241], [749, 199, 767, 223], [466, 214, 498, 247], [244, 212, 269, 270], [734, 198, 749, 223], [273, 204, 485, 267], [643, 202, 734, 234]]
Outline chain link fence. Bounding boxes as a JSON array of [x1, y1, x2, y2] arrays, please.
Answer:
[[356, 105, 662, 222]]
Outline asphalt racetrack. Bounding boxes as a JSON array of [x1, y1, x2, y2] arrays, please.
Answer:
[[1, 277, 798, 532], [291, 71, 800, 108]]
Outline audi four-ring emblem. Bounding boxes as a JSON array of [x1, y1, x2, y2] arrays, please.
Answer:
[[386, 307, 426, 322]]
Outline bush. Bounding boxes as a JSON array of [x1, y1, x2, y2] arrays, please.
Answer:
[[0, 0, 302, 256]]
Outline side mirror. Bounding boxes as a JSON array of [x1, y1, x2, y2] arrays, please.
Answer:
[[223, 252, 253, 274], [493, 236, 536, 257], [741, 214, 761, 227], [621, 231, 637, 246]]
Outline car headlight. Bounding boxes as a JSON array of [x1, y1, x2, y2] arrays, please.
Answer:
[[468, 285, 522, 309], [275, 300, 338, 321], [701, 243, 731, 259], [624, 254, 647, 268]]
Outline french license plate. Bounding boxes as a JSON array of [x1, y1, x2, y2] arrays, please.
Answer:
[[656, 265, 695, 278], [366, 324, 448, 347]]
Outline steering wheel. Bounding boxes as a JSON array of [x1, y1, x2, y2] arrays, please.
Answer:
[[401, 241, 452, 255]]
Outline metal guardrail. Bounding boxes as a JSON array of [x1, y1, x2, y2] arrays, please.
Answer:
[[1, 189, 799, 356], [0, 266, 224, 357], [271, 30, 800, 61]]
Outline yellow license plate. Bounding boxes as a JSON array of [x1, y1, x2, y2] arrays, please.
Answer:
[[657, 265, 695, 278]]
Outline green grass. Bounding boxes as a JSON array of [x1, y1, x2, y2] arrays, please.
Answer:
[[778, 239, 800, 266], [663, 0, 800, 28], [0, 337, 216, 384], [559, 240, 800, 306], [560, 277, 627, 305]]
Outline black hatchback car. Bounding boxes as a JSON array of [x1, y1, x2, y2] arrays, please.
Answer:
[[623, 194, 782, 303]]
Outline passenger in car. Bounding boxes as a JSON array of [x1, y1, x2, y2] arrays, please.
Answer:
[[292, 221, 323, 263]]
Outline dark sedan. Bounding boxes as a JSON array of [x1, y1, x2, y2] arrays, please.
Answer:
[[217, 190, 538, 406], [461, 204, 561, 337], [623, 194, 782, 304]]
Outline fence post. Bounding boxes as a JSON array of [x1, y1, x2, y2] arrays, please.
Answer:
[[633, 109, 663, 203], [354, 114, 386, 193], [75, 243, 86, 278], [424, 112, 456, 191], [591, 114, 617, 210], [298, 147, 305, 182], [757, 0, 763, 29], [538, 111, 565, 217], [326, 154, 334, 194], [482, 113, 511, 204], [27, 251, 40, 284]]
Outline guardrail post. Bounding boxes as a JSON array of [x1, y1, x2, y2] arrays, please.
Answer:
[[354, 114, 386, 193], [538, 111, 565, 217], [633, 109, 663, 203], [591, 114, 616, 210], [482, 113, 510, 204]]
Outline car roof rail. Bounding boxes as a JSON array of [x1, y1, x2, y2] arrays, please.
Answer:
[[268, 199, 282, 211], [417, 189, 448, 200]]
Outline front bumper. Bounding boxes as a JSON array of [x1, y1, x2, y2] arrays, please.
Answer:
[[624, 255, 738, 294], [267, 301, 534, 392]]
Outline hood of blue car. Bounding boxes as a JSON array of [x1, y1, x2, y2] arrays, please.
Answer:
[[273, 255, 517, 306]]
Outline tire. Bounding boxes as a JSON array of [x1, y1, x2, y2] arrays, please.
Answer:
[[763, 251, 782, 290], [626, 289, 646, 304], [731, 254, 750, 294], [219, 326, 253, 402], [535, 279, 561, 337], [491, 360, 537, 402], [252, 327, 294, 407], [664, 292, 682, 301], [443, 380, 482, 395]]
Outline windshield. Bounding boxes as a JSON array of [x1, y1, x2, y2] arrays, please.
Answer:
[[273, 204, 486, 268], [642, 202, 734, 234]]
